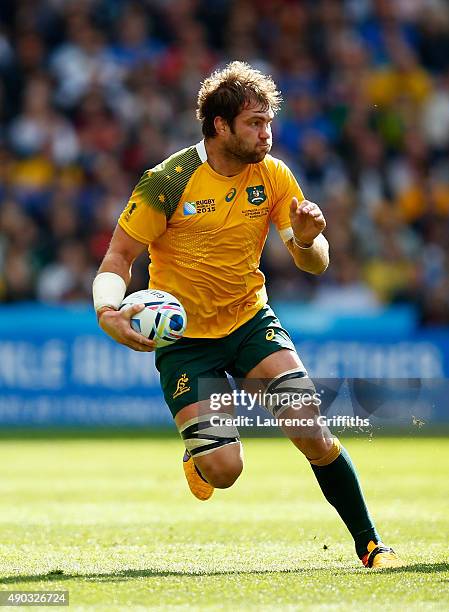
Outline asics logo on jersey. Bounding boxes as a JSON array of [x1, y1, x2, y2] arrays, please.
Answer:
[[246, 185, 267, 206], [225, 188, 237, 202]]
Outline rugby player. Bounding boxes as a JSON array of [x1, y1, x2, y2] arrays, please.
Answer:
[[93, 61, 402, 568]]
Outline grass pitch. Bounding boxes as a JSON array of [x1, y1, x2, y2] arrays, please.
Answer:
[[0, 434, 447, 610]]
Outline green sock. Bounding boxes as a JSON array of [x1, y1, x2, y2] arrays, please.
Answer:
[[310, 446, 380, 558]]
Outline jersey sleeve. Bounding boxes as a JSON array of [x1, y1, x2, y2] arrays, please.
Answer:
[[118, 170, 168, 245], [270, 159, 305, 243]]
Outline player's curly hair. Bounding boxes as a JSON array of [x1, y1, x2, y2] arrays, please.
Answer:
[[197, 61, 282, 138]]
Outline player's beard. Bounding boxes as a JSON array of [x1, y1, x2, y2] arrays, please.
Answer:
[[223, 134, 271, 164]]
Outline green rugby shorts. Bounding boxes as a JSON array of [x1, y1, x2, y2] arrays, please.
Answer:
[[155, 305, 296, 417]]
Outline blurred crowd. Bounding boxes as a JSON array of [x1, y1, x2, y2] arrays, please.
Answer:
[[0, 0, 448, 326]]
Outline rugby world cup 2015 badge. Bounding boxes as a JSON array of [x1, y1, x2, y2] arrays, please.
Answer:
[[246, 185, 267, 206], [183, 201, 197, 215]]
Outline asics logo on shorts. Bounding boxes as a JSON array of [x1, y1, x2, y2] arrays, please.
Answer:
[[266, 329, 275, 341]]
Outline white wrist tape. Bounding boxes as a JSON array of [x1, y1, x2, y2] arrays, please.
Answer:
[[92, 272, 126, 312]]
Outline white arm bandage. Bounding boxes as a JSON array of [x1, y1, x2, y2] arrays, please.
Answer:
[[92, 272, 127, 312]]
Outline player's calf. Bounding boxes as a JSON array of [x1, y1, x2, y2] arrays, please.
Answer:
[[261, 367, 393, 562]]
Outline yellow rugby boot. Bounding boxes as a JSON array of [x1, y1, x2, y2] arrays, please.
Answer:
[[361, 541, 405, 569], [182, 451, 214, 501]]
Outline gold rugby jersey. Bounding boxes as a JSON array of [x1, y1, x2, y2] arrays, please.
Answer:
[[118, 140, 303, 338]]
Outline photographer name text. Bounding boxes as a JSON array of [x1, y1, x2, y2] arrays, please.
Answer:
[[210, 415, 370, 428]]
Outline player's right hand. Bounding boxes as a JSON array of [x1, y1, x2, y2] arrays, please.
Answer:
[[97, 304, 156, 352]]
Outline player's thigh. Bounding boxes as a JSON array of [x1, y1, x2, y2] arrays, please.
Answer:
[[229, 305, 300, 379], [156, 335, 242, 474], [249, 355, 333, 458], [155, 335, 230, 417], [229, 305, 309, 405], [231, 307, 333, 456], [245, 348, 303, 379], [175, 401, 243, 479]]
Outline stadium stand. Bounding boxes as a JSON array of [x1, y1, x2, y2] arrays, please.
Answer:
[[0, 0, 448, 325]]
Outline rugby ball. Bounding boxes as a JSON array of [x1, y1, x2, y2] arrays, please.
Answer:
[[120, 289, 187, 347]]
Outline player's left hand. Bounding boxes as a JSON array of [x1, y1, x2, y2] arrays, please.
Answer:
[[289, 198, 326, 247]]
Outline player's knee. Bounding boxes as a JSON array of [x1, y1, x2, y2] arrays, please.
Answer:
[[205, 458, 243, 488], [299, 437, 341, 465], [295, 436, 332, 454], [196, 444, 243, 488]]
